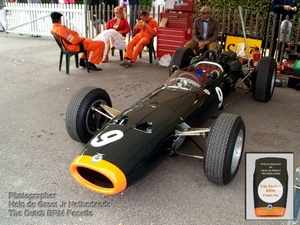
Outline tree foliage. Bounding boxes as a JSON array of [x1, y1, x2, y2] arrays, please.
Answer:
[[140, 0, 152, 7], [194, 0, 271, 14]]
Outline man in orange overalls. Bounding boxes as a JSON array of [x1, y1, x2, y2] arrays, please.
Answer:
[[119, 11, 158, 68], [50, 12, 104, 71]]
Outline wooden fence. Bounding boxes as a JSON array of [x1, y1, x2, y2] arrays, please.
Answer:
[[4, 3, 162, 38], [212, 8, 300, 59], [4, 3, 300, 60]]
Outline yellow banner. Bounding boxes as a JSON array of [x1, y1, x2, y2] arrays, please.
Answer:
[[225, 35, 262, 57]]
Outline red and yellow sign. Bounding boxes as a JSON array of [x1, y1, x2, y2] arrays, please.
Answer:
[[225, 35, 262, 57]]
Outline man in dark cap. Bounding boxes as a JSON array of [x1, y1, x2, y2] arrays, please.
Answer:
[[184, 6, 219, 53], [50, 12, 104, 71]]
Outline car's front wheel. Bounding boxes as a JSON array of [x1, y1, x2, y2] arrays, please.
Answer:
[[204, 113, 245, 185], [65, 87, 112, 143]]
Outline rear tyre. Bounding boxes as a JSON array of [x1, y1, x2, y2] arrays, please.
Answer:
[[169, 47, 195, 76], [253, 57, 276, 102], [204, 113, 245, 185], [65, 87, 112, 143]]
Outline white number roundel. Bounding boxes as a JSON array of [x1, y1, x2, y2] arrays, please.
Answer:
[[215, 87, 223, 108], [91, 130, 124, 147]]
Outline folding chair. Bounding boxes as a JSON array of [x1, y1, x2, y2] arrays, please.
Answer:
[[111, 48, 124, 61], [51, 31, 89, 74]]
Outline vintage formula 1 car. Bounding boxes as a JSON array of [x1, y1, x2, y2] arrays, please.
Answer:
[[65, 47, 277, 195]]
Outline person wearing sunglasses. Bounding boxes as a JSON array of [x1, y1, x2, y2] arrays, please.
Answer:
[[94, 6, 130, 63], [185, 6, 219, 53]]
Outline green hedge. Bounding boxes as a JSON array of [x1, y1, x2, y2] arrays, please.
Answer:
[[195, 0, 270, 14]]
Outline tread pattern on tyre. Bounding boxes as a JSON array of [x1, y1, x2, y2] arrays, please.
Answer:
[[204, 113, 240, 185], [65, 86, 99, 143], [253, 57, 276, 102]]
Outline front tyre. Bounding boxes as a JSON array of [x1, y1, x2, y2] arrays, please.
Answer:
[[65, 87, 112, 143], [253, 57, 276, 102], [204, 113, 245, 185]]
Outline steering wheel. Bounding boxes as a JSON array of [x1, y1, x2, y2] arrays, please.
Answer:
[[199, 49, 219, 63]]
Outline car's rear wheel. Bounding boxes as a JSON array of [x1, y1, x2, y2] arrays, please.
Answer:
[[65, 87, 112, 143], [204, 113, 245, 185], [253, 57, 276, 102], [169, 47, 195, 76]]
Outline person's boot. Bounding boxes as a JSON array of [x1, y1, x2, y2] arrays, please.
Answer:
[[87, 62, 102, 71]]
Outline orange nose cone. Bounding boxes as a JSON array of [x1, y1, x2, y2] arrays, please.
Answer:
[[70, 155, 127, 195], [255, 207, 286, 217]]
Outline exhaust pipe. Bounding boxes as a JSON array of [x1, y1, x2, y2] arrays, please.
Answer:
[[70, 155, 127, 195]]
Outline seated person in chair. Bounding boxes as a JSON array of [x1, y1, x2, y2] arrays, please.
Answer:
[[184, 6, 219, 54], [50, 12, 104, 71], [119, 11, 158, 68], [94, 6, 130, 63]]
